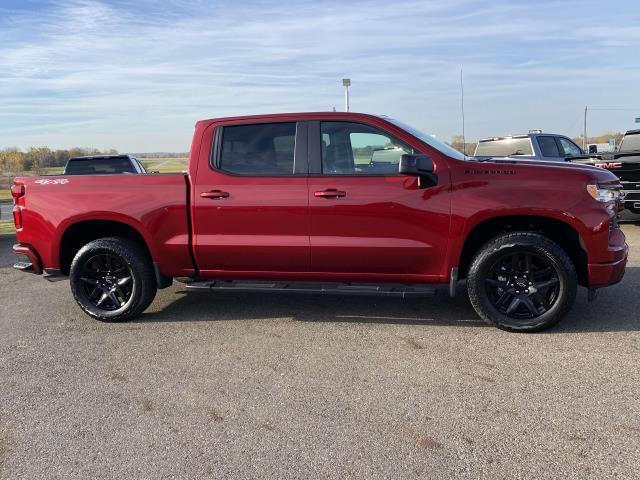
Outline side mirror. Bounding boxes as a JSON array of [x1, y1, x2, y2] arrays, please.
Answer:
[[399, 154, 434, 176], [588, 145, 598, 154]]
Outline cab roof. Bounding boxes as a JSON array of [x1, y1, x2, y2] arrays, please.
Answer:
[[195, 111, 385, 126]]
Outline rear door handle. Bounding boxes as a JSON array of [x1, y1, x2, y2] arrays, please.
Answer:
[[201, 190, 230, 199], [314, 189, 346, 198]]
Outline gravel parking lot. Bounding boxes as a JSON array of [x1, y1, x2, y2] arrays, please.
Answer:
[[1, 224, 639, 479]]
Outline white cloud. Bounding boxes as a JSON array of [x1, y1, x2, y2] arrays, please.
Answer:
[[0, 0, 639, 151]]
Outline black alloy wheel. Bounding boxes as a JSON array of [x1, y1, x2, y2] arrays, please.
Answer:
[[467, 232, 577, 332], [79, 253, 134, 311], [484, 251, 560, 319], [70, 237, 157, 322]]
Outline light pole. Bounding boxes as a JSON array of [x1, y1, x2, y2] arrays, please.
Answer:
[[342, 78, 351, 112]]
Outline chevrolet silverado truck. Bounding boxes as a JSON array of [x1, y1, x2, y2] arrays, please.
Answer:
[[572, 129, 640, 213], [11, 112, 628, 332]]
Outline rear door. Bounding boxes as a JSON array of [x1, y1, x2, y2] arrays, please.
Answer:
[[307, 120, 450, 280], [192, 121, 310, 274]]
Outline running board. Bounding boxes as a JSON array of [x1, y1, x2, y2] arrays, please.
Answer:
[[185, 280, 437, 298]]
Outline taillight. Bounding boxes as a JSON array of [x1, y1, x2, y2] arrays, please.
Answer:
[[13, 205, 22, 230], [11, 181, 25, 230], [11, 182, 25, 203]]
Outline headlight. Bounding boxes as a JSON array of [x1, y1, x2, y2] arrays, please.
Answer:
[[586, 184, 623, 203]]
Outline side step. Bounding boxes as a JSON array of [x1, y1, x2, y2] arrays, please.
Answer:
[[185, 280, 437, 298]]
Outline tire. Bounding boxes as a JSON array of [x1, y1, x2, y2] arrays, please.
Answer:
[[467, 232, 577, 332], [70, 237, 157, 322]]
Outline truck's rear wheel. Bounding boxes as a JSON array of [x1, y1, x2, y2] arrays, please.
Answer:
[[70, 237, 157, 322], [467, 232, 577, 332]]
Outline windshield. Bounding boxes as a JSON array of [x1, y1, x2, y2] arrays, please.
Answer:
[[383, 117, 466, 160], [474, 138, 533, 157], [620, 133, 640, 152]]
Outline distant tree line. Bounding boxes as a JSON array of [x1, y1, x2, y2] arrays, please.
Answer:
[[132, 152, 189, 159], [448, 135, 477, 155], [0, 131, 627, 174], [0, 147, 118, 174], [570, 132, 624, 148]]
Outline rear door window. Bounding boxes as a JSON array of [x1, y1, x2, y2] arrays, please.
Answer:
[[217, 123, 297, 175], [537, 136, 560, 157]]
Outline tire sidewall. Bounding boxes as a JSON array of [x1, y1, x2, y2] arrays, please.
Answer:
[[468, 237, 577, 332], [70, 241, 143, 321]]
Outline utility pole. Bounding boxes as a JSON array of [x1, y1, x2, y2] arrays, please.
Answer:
[[342, 78, 351, 112], [583, 106, 588, 149]]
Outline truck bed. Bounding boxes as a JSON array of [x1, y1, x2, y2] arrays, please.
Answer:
[[13, 173, 194, 277]]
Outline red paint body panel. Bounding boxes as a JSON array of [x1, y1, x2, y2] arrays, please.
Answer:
[[307, 175, 450, 279], [13, 174, 192, 277], [12, 111, 627, 289], [191, 121, 309, 273]]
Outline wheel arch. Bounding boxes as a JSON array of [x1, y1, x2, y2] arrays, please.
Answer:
[[57, 218, 154, 276], [457, 214, 588, 286]]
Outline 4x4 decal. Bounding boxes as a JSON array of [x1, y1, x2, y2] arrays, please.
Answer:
[[34, 179, 69, 185]]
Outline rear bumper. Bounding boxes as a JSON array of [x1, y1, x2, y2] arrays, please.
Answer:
[[12, 243, 42, 274]]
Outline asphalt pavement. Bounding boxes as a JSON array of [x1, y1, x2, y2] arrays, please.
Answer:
[[1, 226, 639, 479]]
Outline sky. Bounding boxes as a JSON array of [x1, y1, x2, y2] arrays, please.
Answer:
[[0, 0, 639, 153]]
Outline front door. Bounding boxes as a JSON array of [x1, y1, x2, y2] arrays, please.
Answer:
[[193, 121, 309, 275], [307, 121, 450, 281]]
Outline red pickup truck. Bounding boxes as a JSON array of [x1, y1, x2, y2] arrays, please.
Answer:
[[11, 112, 628, 332]]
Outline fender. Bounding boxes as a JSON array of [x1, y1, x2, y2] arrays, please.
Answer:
[[444, 207, 587, 278], [51, 212, 157, 269]]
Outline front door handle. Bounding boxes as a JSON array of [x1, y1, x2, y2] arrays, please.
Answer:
[[201, 190, 230, 200], [314, 189, 347, 199]]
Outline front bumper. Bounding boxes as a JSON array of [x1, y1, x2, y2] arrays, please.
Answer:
[[621, 181, 640, 209], [588, 244, 628, 287], [12, 243, 42, 275]]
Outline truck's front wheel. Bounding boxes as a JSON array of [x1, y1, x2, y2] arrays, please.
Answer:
[[467, 232, 577, 332], [69, 237, 157, 322]]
